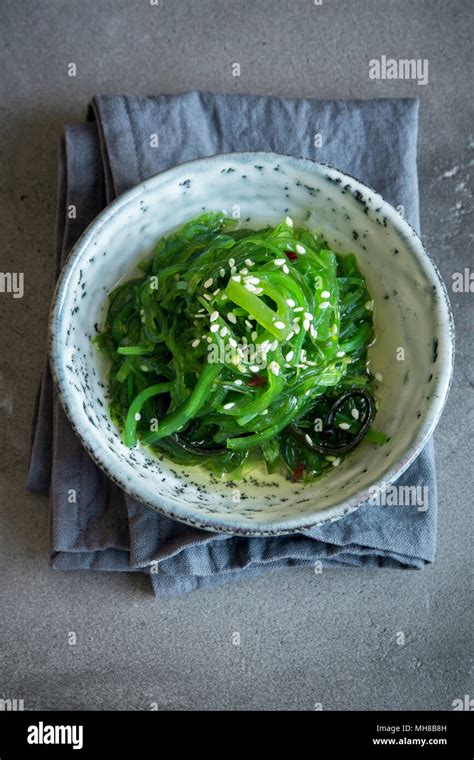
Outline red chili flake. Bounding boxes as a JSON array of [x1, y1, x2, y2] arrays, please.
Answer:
[[247, 375, 266, 387], [285, 250, 298, 261], [292, 462, 305, 482]]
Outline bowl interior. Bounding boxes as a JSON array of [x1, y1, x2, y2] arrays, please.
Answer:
[[50, 153, 453, 535]]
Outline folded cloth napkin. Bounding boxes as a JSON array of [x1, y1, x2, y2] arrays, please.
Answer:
[[27, 93, 437, 598]]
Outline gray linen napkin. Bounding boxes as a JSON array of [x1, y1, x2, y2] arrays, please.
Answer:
[[27, 93, 436, 598]]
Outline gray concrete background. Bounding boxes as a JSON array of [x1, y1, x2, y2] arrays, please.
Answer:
[[0, 0, 472, 711]]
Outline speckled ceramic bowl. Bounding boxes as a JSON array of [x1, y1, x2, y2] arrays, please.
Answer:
[[50, 152, 454, 536]]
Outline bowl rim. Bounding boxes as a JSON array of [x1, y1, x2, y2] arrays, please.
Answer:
[[49, 151, 455, 536]]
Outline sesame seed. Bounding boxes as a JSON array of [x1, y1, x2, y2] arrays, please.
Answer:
[[230, 266, 237, 276], [245, 283, 258, 293], [210, 324, 219, 333], [223, 402, 235, 410], [286, 298, 296, 307], [304, 312, 314, 321], [234, 379, 243, 385], [286, 331, 295, 340], [194, 314, 206, 318], [285, 215, 293, 227], [140, 365, 149, 372], [375, 372, 383, 382], [293, 306, 304, 313], [210, 311, 219, 322], [229, 258, 235, 267], [245, 319, 253, 329], [198, 307, 205, 313], [213, 288, 221, 296], [339, 422, 350, 430], [295, 244, 305, 254], [261, 409, 268, 416], [270, 339, 279, 351], [336, 350, 345, 358], [305, 433, 313, 445], [325, 455, 336, 462], [282, 264, 290, 274], [248, 276, 260, 285], [303, 319, 310, 331], [219, 268, 226, 277], [293, 323, 301, 334], [134, 412, 141, 421], [245, 259, 254, 267], [220, 326, 228, 337], [351, 408, 360, 420], [274, 321, 286, 330], [319, 301, 330, 309], [203, 293, 212, 301], [332, 457, 341, 467], [250, 365, 260, 373], [206, 336, 212, 343], [231, 275, 241, 282], [285, 350, 294, 362], [191, 339, 200, 348], [240, 268, 249, 275], [254, 287, 263, 295], [204, 277, 213, 288], [365, 300, 374, 311], [269, 361, 280, 376], [310, 325, 317, 338], [238, 364, 246, 373], [227, 312, 237, 324], [321, 290, 330, 298], [251, 330, 258, 341], [229, 338, 238, 348], [274, 258, 285, 266]]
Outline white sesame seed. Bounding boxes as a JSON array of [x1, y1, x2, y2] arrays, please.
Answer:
[[229, 337, 238, 348], [261, 409, 268, 416], [310, 325, 317, 338], [286, 298, 296, 307], [210, 324, 219, 333], [282, 264, 290, 274], [303, 319, 310, 331], [254, 287, 263, 294], [245, 259, 254, 267], [274, 258, 285, 266], [336, 350, 345, 358], [339, 422, 350, 430], [240, 268, 249, 275], [234, 379, 243, 385], [206, 336, 213, 343], [375, 372, 383, 382], [321, 290, 330, 298], [305, 433, 313, 446], [251, 330, 258, 341], [134, 412, 141, 421], [194, 314, 206, 318], [227, 312, 237, 324], [365, 300, 374, 311], [213, 288, 221, 296], [285, 350, 294, 362], [245, 283, 258, 293], [304, 312, 314, 321], [293, 306, 304, 312], [228, 258, 235, 267], [351, 408, 360, 420], [319, 301, 330, 309], [295, 243, 305, 254], [219, 268, 226, 277], [210, 311, 219, 322], [223, 402, 235, 410], [203, 293, 212, 301], [140, 365, 149, 372], [293, 323, 301, 334], [286, 331, 295, 340], [230, 266, 237, 276], [238, 364, 246, 373], [231, 275, 241, 282], [250, 365, 260, 373], [325, 455, 336, 462], [248, 276, 260, 285], [274, 321, 286, 330], [269, 361, 280, 376], [221, 294, 227, 300], [220, 326, 228, 337], [285, 215, 293, 227], [332, 458, 341, 467], [245, 319, 253, 329], [204, 277, 213, 288], [270, 339, 279, 351], [191, 338, 200, 348]]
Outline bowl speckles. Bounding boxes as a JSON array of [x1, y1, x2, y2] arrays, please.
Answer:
[[49, 152, 454, 536]]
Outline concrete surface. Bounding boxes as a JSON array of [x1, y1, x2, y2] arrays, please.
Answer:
[[0, 0, 472, 711]]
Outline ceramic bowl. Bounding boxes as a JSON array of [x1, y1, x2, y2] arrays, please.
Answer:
[[49, 152, 454, 536]]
